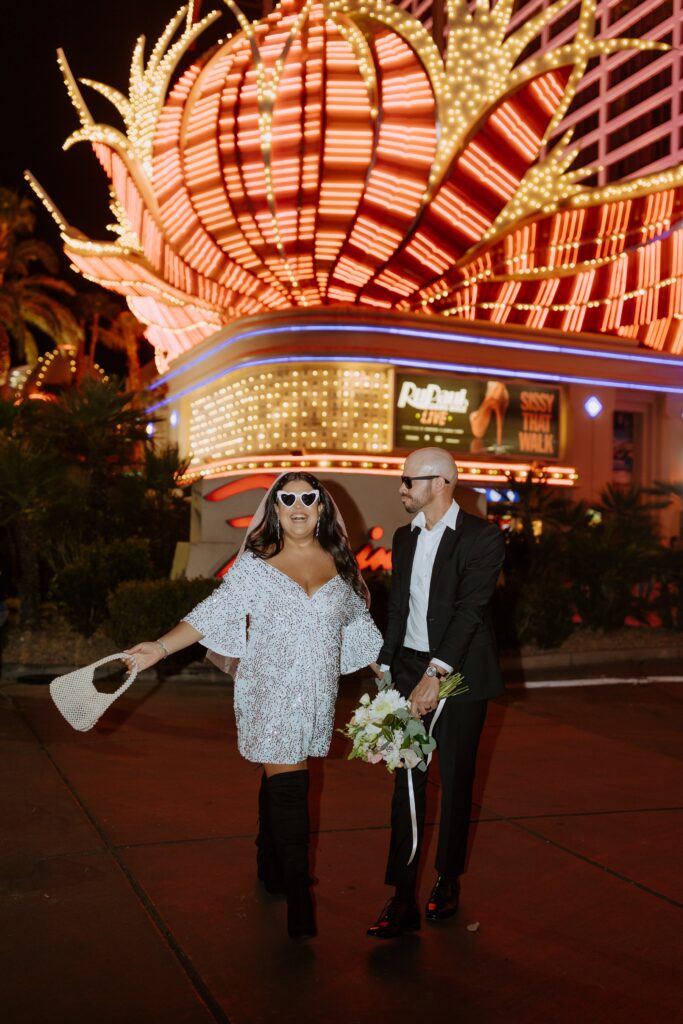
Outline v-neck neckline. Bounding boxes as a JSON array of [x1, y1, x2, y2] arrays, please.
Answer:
[[261, 558, 340, 600]]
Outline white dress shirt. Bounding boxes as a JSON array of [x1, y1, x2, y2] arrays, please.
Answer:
[[380, 500, 459, 674]]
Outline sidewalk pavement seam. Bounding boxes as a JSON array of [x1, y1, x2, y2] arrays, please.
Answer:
[[500, 805, 683, 821], [111, 804, 681, 852], [16, 707, 232, 1024], [496, 815, 683, 911]]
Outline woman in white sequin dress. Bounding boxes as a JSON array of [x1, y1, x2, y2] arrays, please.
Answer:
[[125, 473, 382, 940]]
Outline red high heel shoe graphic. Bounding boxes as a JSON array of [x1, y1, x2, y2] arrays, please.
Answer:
[[469, 381, 510, 450]]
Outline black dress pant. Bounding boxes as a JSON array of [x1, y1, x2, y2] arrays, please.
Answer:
[[385, 649, 488, 888]]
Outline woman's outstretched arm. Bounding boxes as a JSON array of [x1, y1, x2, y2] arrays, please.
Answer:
[[124, 620, 204, 672]]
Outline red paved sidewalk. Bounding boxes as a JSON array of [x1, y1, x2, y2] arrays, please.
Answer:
[[1, 674, 681, 1024]]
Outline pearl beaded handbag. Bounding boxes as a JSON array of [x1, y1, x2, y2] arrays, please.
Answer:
[[49, 653, 138, 732]]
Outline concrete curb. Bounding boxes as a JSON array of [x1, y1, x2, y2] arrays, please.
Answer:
[[500, 643, 683, 673], [2, 640, 682, 685], [0, 663, 226, 683]]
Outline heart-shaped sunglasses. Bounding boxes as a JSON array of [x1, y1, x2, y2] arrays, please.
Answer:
[[276, 489, 320, 508]]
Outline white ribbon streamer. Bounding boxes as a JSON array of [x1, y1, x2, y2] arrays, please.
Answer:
[[406, 696, 447, 866]]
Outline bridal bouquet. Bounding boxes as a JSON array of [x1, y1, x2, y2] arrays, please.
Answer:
[[340, 672, 468, 773]]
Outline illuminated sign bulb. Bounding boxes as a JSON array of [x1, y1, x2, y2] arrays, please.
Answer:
[[584, 396, 603, 419]]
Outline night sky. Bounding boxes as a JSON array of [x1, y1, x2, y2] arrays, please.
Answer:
[[2, 1, 245, 251]]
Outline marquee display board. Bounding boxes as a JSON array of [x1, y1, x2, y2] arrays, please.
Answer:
[[394, 372, 561, 459]]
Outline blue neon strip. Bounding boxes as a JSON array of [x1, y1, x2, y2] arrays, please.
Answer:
[[148, 320, 683, 391], [146, 352, 683, 412]]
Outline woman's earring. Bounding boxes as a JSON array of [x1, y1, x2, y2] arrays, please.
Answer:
[[315, 516, 320, 538], [276, 517, 281, 540]]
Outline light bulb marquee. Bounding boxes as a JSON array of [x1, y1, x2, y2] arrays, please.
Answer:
[[27, 0, 683, 367]]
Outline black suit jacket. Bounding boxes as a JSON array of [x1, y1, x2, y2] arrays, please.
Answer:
[[377, 509, 505, 701]]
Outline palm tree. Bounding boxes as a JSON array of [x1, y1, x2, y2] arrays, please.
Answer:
[[25, 376, 152, 529], [500, 470, 577, 544], [72, 295, 147, 392], [597, 483, 671, 540], [565, 484, 670, 631], [96, 309, 145, 392], [0, 399, 63, 627], [491, 472, 578, 648], [0, 189, 34, 277], [0, 189, 82, 387], [139, 444, 191, 574]]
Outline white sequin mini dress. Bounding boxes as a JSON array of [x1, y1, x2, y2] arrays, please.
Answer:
[[183, 551, 383, 764]]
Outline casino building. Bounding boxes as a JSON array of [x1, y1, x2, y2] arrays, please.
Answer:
[[30, 0, 683, 572]]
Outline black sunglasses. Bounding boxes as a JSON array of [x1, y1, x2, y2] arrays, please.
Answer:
[[400, 475, 451, 489]]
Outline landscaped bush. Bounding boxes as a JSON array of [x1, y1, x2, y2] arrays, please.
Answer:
[[494, 481, 681, 646], [566, 486, 671, 632], [653, 546, 683, 630], [50, 537, 153, 636], [496, 532, 575, 650], [107, 576, 221, 677]]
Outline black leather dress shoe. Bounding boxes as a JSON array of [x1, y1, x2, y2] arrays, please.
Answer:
[[366, 897, 420, 939], [425, 876, 460, 921]]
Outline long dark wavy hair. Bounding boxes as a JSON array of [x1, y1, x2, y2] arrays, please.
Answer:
[[245, 472, 366, 601]]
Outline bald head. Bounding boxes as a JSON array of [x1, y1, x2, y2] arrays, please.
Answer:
[[398, 447, 458, 524], [404, 448, 458, 493]]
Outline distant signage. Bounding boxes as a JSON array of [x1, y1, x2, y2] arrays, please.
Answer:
[[394, 373, 560, 459]]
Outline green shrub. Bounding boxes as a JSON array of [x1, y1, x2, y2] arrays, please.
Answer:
[[512, 575, 575, 649], [496, 533, 575, 649], [106, 576, 221, 676], [51, 537, 153, 636]]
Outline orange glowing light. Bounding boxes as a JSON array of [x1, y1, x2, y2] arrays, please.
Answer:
[[28, 0, 683, 364]]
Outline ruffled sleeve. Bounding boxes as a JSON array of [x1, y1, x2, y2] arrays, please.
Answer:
[[182, 554, 252, 659], [340, 589, 383, 675]]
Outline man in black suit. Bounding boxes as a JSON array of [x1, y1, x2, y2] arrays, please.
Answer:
[[367, 447, 505, 938]]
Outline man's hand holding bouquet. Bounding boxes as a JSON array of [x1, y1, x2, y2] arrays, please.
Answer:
[[340, 669, 468, 775], [340, 666, 469, 865]]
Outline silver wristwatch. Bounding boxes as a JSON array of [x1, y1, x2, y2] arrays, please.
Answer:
[[425, 665, 442, 679]]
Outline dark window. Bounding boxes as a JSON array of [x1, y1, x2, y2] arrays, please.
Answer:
[[679, 124, 683, 149], [581, 171, 600, 187], [515, 34, 542, 66], [566, 79, 600, 116], [608, 0, 672, 35], [607, 100, 671, 152], [549, 3, 580, 38], [607, 67, 672, 119], [586, 56, 600, 75], [606, 135, 671, 181], [609, 0, 645, 25], [572, 140, 599, 170], [608, 32, 672, 88], [572, 111, 599, 141], [511, 0, 543, 18]]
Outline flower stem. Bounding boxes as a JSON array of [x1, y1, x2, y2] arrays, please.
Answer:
[[438, 671, 469, 699]]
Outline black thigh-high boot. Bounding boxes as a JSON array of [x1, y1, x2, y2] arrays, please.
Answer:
[[256, 772, 285, 895], [266, 770, 316, 940]]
